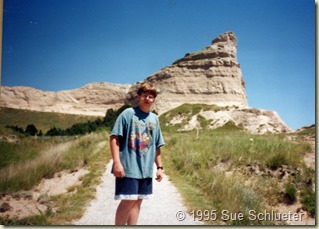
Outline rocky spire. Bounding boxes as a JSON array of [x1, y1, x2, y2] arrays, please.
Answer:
[[127, 31, 248, 114], [173, 31, 238, 65]]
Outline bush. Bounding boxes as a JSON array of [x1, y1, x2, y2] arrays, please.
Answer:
[[266, 153, 287, 170], [283, 183, 297, 204], [300, 189, 315, 217], [25, 124, 38, 136], [103, 104, 131, 131]]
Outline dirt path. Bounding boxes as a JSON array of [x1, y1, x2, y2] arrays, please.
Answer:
[[73, 161, 203, 225]]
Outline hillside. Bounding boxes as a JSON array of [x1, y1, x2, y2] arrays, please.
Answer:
[[160, 104, 291, 134], [0, 107, 98, 133], [0, 82, 131, 117]]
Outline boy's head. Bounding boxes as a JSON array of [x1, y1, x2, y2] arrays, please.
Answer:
[[136, 83, 158, 112], [137, 83, 157, 98]]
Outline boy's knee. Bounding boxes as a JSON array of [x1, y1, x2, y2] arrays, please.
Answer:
[[134, 199, 143, 207]]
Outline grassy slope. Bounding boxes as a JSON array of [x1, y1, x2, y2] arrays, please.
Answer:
[[160, 104, 315, 225], [0, 129, 111, 225], [0, 107, 99, 133], [0, 109, 111, 225]]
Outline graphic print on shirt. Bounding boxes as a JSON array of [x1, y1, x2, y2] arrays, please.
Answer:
[[128, 118, 156, 157]]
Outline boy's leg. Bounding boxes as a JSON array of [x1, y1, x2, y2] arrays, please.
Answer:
[[115, 199, 143, 225], [114, 177, 151, 225], [127, 199, 143, 225], [115, 200, 136, 225]]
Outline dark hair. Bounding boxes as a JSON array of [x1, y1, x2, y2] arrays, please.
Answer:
[[137, 83, 157, 98]]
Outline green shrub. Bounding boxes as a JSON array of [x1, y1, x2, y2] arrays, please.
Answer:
[[283, 183, 297, 204], [0, 214, 49, 225], [266, 153, 287, 170], [25, 124, 38, 136], [300, 189, 315, 217]]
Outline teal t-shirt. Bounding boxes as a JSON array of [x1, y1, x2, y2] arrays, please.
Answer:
[[111, 107, 165, 179]]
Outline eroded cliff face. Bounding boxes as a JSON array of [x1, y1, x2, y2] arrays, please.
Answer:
[[126, 32, 248, 114], [0, 82, 131, 116]]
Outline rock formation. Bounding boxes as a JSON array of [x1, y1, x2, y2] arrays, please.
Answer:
[[0, 32, 292, 133], [126, 31, 248, 114], [126, 32, 291, 133], [0, 82, 131, 116]]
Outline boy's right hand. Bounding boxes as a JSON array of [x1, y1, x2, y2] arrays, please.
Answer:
[[113, 161, 125, 178]]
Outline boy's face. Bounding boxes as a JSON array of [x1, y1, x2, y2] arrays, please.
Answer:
[[137, 92, 155, 111]]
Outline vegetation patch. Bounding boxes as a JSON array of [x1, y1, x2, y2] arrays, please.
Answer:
[[162, 126, 314, 225], [160, 103, 228, 131], [0, 129, 111, 225], [0, 107, 98, 133], [300, 189, 315, 217]]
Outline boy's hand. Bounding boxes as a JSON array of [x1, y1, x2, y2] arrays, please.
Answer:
[[155, 169, 164, 182], [113, 161, 125, 178]]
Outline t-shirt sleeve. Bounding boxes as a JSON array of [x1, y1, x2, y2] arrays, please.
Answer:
[[111, 111, 126, 137], [155, 118, 165, 148]]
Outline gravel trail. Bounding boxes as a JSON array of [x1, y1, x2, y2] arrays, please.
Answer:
[[74, 161, 203, 225]]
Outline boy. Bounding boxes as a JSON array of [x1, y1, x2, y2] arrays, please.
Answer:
[[110, 82, 165, 225]]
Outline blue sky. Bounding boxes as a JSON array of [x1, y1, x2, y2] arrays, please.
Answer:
[[2, 0, 315, 130]]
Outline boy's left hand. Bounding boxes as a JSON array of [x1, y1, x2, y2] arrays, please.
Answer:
[[155, 169, 164, 182]]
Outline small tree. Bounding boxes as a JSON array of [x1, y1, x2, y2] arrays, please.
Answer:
[[25, 124, 38, 136], [103, 104, 131, 130], [103, 108, 117, 127], [46, 127, 63, 136]]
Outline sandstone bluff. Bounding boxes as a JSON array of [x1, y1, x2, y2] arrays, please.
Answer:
[[0, 83, 131, 116], [0, 32, 291, 134]]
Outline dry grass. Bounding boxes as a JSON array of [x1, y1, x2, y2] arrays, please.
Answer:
[[0, 130, 111, 225], [0, 141, 73, 193], [162, 127, 314, 225]]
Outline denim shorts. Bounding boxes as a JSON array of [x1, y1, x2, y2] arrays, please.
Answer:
[[115, 177, 153, 200]]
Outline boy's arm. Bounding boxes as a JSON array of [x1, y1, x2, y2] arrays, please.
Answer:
[[110, 135, 125, 178], [155, 147, 164, 182]]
